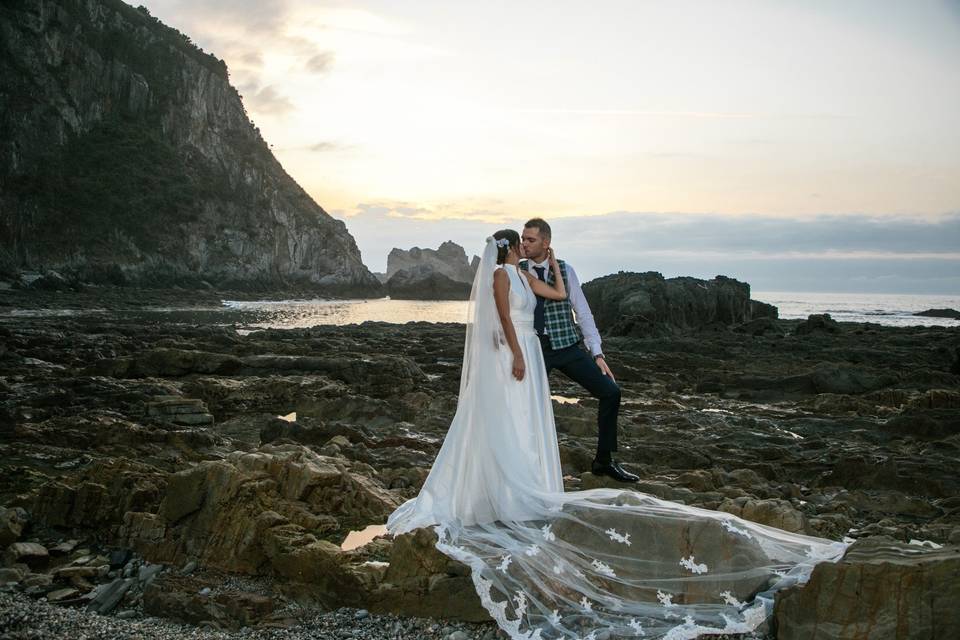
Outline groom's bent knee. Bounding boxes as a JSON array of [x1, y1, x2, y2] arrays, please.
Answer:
[[602, 382, 621, 403], [593, 377, 620, 403]]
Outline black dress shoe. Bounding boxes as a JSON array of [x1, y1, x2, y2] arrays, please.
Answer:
[[590, 459, 639, 483]]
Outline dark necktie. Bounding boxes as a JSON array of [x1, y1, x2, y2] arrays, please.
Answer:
[[533, 265, 546, 335]]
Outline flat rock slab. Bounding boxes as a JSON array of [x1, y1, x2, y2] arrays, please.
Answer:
[[4, 542, 48, 569], [774, 536, 960, 639], [143, 574, 274, 629], [86, 577, 135, 615]]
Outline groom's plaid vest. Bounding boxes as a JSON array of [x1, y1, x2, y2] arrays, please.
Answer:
[[519, 259, 582, 350]]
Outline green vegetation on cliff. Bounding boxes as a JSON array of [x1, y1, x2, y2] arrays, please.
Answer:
[[0, 0, 380, 293]]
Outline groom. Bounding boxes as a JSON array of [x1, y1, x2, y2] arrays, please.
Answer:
[[519, 218, 639, 483]]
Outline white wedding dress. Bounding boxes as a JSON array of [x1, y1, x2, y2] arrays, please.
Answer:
[[386, 238, 848, 640]]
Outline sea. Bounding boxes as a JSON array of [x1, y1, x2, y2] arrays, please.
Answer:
[[5, 292, 958, 331], [217, 291, 959, 332]]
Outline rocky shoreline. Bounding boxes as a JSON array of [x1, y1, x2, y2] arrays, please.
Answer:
[[1, 287, 959, 638]]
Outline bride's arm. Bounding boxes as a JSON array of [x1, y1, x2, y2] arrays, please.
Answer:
[[522, 248, 567, 300], [493, 269, 526, 381]]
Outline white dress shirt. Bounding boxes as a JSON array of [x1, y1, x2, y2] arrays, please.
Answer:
[[528, 257, 603, 357]]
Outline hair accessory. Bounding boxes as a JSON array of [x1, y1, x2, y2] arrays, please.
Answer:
[[495, 237, 510, 248]]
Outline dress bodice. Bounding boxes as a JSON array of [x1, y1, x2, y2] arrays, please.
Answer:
[[501, 264, 536, 326]]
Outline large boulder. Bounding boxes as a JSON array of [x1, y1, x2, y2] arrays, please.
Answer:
[[0, 507, 28, 548], [794, 313, 842, 335], [774, 537, 960, 639], [582, 272, 776, 335], [369, 527, 487, 621], [122, 444, 401, 574], [386, 241, 477, 284], [386, 265, 472, 300]]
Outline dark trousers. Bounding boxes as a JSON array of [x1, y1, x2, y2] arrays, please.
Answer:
[[540, 337, 620, 457]]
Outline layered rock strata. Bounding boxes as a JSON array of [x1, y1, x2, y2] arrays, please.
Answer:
[[0, 295, 957, 633]]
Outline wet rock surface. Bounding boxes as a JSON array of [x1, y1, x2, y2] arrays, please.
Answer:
[[1, 289, 958, 638], [774, 537, 960, 640]]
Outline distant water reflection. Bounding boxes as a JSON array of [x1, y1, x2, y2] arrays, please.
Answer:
[[340, 523, 389, 551], [223, 298, 470, 331]]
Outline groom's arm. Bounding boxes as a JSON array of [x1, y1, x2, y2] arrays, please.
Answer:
[[565, 264, 602, 357]]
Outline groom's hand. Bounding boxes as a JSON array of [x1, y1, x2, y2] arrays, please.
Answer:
[[595, 355, 616, 382]]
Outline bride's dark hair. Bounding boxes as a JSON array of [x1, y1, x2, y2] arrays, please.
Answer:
[[493, 229, 520, 265]]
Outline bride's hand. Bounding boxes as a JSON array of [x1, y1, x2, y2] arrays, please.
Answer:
[[512, 351, 526, 381], [547, 247, 558, 264]]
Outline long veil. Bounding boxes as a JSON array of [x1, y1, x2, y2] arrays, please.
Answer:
[[387, 237, 849, 639]]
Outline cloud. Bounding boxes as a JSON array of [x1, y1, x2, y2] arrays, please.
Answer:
[[238, 50, 263, 67], [242, 85, 294, 115], [144, 0, 292, 37], [307, 141, 343, 152], [561, 211, 960, 257], [343, 201, 514, 223], [276, 140, 352, 153], [139, 0, 334, 115], [505, 109, 851, 120], [335, 206, 960, 293], [305, 51, 335, 74]]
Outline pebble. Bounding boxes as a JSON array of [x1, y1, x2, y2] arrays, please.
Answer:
[[0, 591, 500, 640]]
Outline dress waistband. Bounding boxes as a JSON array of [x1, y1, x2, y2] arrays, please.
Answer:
[[512, 319, 536, 334]]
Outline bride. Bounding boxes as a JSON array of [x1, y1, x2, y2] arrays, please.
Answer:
[[386, 232, 848, 639]]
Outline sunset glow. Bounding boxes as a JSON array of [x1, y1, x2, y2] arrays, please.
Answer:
[[139, 0, 960, 290]]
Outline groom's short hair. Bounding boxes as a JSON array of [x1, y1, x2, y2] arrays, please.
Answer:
[[524, 217, 551, 240]]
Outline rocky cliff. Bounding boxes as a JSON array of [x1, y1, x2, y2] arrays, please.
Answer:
[[386, 241, 477, 284], [583, 271, 777, 335], [0, 0, 381, 294], [385, 241, 477, 300]]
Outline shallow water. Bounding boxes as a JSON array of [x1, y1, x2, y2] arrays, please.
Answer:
[[3, 293, 957, 329], [340, 524, 389, 551], [754, 291, 960, 327]]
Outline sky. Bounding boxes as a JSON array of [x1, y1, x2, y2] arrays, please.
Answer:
[[139, 0, 960, 293]]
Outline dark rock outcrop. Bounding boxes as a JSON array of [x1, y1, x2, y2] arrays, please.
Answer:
[[914, 308, 960, 319], [0, 0, 381, 295], [794, 313, 842, 335], [582, 271, 776, 335], [386, 265, 472, 300], [384, 241, 478, 300], [386, 241, 477, 284]]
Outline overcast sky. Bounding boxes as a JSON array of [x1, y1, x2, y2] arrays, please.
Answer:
[[140, 0, 960, 292]]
